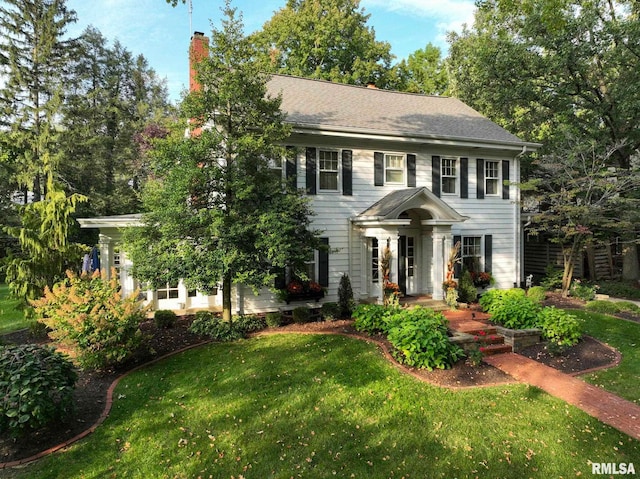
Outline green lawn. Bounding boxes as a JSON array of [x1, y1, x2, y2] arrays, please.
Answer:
[[572, 310, 640, 404], [0, 284, 28, 335], [12, 333, 639, 478]]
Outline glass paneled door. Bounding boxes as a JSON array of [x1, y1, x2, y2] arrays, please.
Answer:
[[398, 235, 415, 296]]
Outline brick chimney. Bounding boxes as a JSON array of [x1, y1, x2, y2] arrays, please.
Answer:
[[189, 31, 209, 93]]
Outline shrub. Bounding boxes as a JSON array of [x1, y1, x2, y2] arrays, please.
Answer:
[[292, 306, 312, 324], [479, 288, 525, 312], [188, 312, 243, 341], [596, 280, 640, 300], [234, 314, 266, 334], [479, 288, 506, 313], [265, 312, 283, 328], [338, 274, 356, 318], [321, 302, 340, 321], [537, 306, 582, 349], [353, 304, 401, 335], [585, 300, 621, 315], [570, 280, 597, 301], [527, 286, 547, 304], [490, 292, 540, 329], [386, 307, 464, 370], [31, 269, 146, 370], [0, 344, 77, 435], [154, 310, 177, 329], [457, 270, 478, 304], [540, 265, 563, 290]]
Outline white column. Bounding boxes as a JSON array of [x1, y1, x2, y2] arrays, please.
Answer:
[[432, 227, 452, 300], [98, 234, 112, 279]]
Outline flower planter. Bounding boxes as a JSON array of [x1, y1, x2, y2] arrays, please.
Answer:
[[284, 290, 324, 304]]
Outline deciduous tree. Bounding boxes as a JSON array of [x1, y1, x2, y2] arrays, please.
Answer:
[[448, 0, 640, 277], [250, 0, 394, 87]]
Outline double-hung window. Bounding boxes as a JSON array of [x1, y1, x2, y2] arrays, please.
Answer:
[[319, 150, 339, 191], [268, 156, 284, 181], [461, 237, 482, 272], [485, 161, 500, 195], [385, 154, 405, 184], [442, 158, 457, 194]]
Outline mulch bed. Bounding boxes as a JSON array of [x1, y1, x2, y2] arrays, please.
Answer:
[[1, 295, 634, 466]]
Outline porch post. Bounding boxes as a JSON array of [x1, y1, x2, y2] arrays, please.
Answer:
[[98, 234, 112, 279]]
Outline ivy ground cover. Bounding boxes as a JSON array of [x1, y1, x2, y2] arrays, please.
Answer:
[[12, 334, 638, 478]]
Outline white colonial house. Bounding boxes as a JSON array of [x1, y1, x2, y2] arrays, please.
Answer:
[[78, 34, 539, 315]]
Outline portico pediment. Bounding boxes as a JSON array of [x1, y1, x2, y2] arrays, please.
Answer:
[[352, 187, 468, 226]]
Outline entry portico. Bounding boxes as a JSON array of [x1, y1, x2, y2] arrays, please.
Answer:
[[352, 187, 468, 302]]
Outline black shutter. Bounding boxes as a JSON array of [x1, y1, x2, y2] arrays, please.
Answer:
[[432, 156, 441, 197], [274, 267, 286, 290], [286, 146, 297, 183], [342, 150, 353, 195], [460, 157, 468, 199], [453, 235, 462, 278], [318, 237, 329, 287], [407, 154, 416, 187], [306, 147, 316, 195], [374, 152, 384, 186], [484, 235, 493, 272], [502, 160, 510, 200], [477, 158, 485, 199]]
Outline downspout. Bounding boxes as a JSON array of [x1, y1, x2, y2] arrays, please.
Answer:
[[514, 145, 528, 287]]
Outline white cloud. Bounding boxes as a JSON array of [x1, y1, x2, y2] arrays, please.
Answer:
[[363, 0, 476, 36]]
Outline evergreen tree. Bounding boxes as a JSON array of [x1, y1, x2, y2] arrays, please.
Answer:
[[59, 27, 172, 218], [3, 178, 86, 307], [125, 3, 321, 322], [0, 0, 77, 201]]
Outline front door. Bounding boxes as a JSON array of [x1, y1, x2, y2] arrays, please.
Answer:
[[398, 235, 415, 296]]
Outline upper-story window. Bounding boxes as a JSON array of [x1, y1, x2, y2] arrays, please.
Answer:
[[319, 149, 339, 191], [442, 158, 457, 194], [485, 160, 500, 195], [385, 154, 405, 184]]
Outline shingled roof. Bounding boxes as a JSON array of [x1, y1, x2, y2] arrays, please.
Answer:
[[267, 74, 530, 148]]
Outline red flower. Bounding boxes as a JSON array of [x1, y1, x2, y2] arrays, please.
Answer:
[[308, 281, 322, 293], [286, 280, 304, 294]]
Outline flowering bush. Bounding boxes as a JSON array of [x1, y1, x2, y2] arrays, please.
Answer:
[[308, 281, 322, 293], [470, 271, 493, 288]]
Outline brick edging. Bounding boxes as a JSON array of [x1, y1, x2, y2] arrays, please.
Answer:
[[2, 330, 624, 469], [0, 340, 211, 470]]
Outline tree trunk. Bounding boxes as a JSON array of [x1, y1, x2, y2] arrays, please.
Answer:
[[561, 241, 579, 297], [622, 241, 639, 281], [222, 272, 232, 323]]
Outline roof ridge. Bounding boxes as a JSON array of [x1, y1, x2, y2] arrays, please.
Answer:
[[268, 73, 453, 100]]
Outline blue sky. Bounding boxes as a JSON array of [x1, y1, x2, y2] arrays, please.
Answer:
[[64, 0, 477, 103]]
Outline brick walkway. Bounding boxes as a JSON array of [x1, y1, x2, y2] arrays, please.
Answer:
[[484, 352, 640, 440]]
